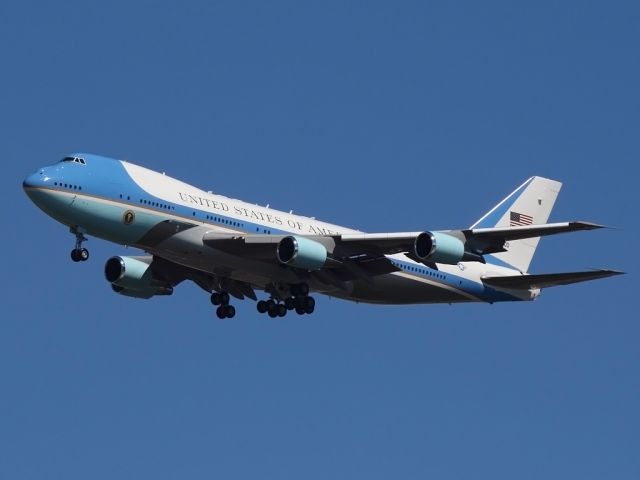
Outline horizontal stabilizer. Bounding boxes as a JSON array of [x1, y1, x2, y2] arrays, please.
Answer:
[[482, 269, 624, 290]]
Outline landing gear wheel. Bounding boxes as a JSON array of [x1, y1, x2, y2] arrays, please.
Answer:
[[295, 306, 305, 315], [211, 292, 230, 306], [277, 304, 287, 317], [216, 305, 235, 319], [284, 297, 295, 310], [303, 296, 315, 310], [257, 300, 268, 313], [70, 248, 89, 262], [267, 301, 279, 318]]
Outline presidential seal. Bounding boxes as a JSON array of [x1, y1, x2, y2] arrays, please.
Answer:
[[123, 210, 135, 225]]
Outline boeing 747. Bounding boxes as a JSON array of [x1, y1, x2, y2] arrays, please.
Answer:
[[23, 154, 622, 318]]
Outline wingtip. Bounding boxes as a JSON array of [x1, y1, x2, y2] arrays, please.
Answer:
[[573, 221, 627, 231], [587, 268, 626, 276], [605, 269, 626, 275], [571, 221, 609, 230]]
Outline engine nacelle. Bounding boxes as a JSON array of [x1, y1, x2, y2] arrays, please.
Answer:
[[105, 256, 173, 299], [414, 231, 465, 264], [277, 236, 328, 270]]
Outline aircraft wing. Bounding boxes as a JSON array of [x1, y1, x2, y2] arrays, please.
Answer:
[[202, 232, 401, 281], [203, 221, 606, 271], [335, 221, 605, 259], [482, 269, 624, 289]]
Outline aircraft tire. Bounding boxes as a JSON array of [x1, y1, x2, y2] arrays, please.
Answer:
[[267, 300, 278, 318], [257, 300, 268, 313], [220, 292, 230, 305], [284, 297, 295, 310], [211, 293, 221, 305]]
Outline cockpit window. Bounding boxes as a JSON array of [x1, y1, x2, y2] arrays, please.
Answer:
[[61, 156, 86, 165]]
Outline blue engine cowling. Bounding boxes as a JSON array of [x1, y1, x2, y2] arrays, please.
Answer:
[[414, 231, 465, 264], [277, 236, 328, 270], [105, 256, 173, 299]]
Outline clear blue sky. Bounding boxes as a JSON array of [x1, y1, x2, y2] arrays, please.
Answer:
[[1, 1, 637, 478]]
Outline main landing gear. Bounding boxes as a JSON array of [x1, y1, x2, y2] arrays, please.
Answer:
[[209, 283, 316, 320], [70, 227, 89, 262], [211, 291, 236, 319], [255, 283, 316, 318]]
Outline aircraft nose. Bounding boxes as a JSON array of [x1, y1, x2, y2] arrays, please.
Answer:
[[23, 170, 45, 189]]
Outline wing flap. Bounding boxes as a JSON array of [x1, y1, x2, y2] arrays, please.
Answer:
[[482, 269, 624, 289]]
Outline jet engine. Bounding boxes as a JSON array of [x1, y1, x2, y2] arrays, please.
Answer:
[[104, 256, 173, 299], [277, 236, 328, 270], [413, 231, 467, 264]]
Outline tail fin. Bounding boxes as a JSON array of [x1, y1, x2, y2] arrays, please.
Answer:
[[471, 176, 562, 272]]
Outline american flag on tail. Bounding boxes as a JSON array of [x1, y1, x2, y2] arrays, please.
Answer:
[[510, 211, 533, 226]]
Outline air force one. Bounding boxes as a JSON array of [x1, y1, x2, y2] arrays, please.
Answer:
[[23, 153, 622, 318]]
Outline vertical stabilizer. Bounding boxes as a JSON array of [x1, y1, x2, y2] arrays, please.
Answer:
[[471, 176, 562, 272]]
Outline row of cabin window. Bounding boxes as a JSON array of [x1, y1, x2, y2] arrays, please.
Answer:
[[203, 214, 245, 228], [54, 182, 81, 190], [201, 214, 272, 234], [139, 198, 174, 210], [393, 261, 447, 280], [123, 197, 272, 234]]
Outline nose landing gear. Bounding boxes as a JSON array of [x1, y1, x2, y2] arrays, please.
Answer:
[[70, 227, 89, 262]]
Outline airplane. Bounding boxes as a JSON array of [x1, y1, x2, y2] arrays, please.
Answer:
[[23, 153, 623, 319]]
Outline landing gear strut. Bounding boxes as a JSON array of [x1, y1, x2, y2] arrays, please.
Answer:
[[211, 291, 235, 319], [70, 227, 89, 262]]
